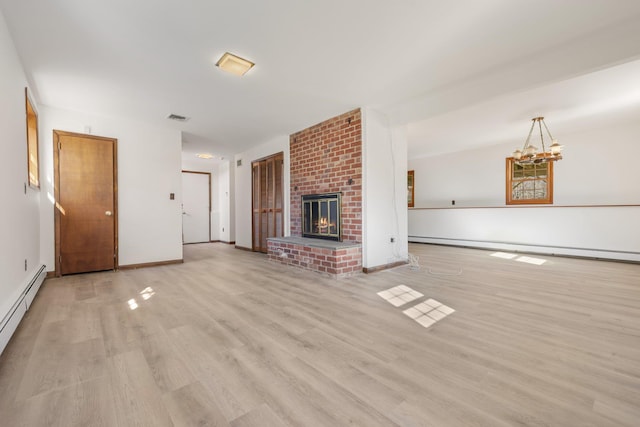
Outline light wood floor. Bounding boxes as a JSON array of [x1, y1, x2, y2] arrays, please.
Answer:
[[1, 243, 639, 426]]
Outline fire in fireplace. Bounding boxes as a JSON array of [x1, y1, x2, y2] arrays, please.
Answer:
[[302, 193, 341, 241]]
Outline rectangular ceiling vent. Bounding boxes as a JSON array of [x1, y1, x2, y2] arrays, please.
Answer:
[[166, 113, 190, 122]]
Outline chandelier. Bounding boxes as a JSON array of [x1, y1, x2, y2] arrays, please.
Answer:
[[512, 117, 563, 164]]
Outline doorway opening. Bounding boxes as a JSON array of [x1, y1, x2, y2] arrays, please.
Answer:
[[181, 170, 211, 244]]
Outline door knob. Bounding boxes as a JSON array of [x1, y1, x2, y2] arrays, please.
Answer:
[[105, 211, 112, 216]]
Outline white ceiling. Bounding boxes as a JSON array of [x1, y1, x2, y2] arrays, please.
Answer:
[[2, 0, 640, 161]]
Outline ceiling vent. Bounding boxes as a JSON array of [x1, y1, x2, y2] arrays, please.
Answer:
[[166, 113, 190, 122]]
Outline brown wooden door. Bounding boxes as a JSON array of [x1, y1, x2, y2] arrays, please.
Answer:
[[54, 130, 117, 275], [252, 152, 283, 253]]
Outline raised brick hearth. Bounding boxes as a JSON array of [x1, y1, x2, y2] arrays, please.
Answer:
[[268, 237, 361, 278]]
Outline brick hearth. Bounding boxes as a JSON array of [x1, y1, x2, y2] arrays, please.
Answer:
[[268, 237, 361, 278]]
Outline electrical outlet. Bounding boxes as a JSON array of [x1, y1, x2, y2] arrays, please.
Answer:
[[390, 237, 395, 243]]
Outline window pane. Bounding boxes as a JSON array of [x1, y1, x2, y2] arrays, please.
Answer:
[[26, 89, 39, 188], [506, 157, 553, 204]]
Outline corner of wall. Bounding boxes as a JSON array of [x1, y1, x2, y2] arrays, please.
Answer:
[[361, 108, 409, 269]]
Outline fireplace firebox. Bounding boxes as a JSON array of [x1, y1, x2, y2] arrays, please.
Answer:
[[302, 193, 341, 241]]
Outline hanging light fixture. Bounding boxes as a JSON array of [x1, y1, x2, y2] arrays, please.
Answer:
[[512, 117, 563, 164]]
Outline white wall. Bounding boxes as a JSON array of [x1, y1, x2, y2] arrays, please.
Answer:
[[0, 10, 42, 352], [362, 108, 409, 269], [40, 107, 183, 268], [408, 119, 640, 261], [234, 136, 289, 249]]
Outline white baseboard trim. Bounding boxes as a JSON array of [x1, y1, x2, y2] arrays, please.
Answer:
[[0, 264, 47, 355], [409, 237, 640, 263]]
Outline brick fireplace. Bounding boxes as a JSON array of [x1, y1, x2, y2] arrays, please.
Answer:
[[268, 109, 362, 278]]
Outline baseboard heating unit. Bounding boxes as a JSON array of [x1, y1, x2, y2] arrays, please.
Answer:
[[0, 264, 46, 355]]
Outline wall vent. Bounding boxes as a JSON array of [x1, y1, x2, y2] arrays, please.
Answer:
[[166, 113, 190, 122]]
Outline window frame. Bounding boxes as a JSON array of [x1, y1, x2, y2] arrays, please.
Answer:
[[505, 157, 553, 205], [25, 87, 40, 189], [407, 170, 415, 208]]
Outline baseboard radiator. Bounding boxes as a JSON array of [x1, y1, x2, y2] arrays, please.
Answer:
[[0, 264, 46, 355]]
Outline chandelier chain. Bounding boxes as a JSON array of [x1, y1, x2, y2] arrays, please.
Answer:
[[538, 118, 546, 152], [511, 116, 563, 165]]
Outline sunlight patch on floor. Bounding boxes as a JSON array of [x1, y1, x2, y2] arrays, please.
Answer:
[[378, 286, 455, 329], [403, 299, 455, 328], [515, 256, 547, 265], [491, 252, 518, 259], [491, 251, 547, 265], [377, 285, 423, 307]]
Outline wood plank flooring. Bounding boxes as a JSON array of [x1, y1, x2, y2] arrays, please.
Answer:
[[1, 243, 639, 426]]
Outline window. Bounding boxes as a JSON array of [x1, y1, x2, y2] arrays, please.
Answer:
[[25, 88, 39, 188], [506, 158, 553, 205], [407, 170, 415, 207]]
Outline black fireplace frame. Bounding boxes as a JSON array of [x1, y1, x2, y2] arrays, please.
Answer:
[[301, 192, 342, 241]]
